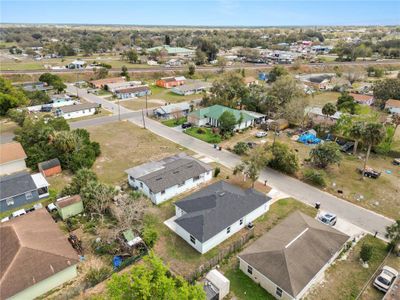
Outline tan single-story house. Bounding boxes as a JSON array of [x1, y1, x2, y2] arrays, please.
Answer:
[[89, 77, 126, 89], [350, 93, 375, 106], [238, 211, 349, 300], [0, 209, 79, 300], [0, 142, 27, 176]]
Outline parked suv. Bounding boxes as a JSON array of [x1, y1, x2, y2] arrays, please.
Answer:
[[318, 212, 337, 226], [181, 122, 192, 129]]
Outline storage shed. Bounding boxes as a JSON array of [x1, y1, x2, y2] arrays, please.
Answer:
[[38, 158, 62, 177], [204, 269, 230, 300], [56, 195, 84, 220]]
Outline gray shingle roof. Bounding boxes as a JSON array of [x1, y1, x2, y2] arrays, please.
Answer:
[[175, 181, 270, 242], [58, 103, 99, 114], [0, 172, 37, 201], [38, 158, 60, 171], [125, 153, 212, 194], [238, 211, 349, 298]]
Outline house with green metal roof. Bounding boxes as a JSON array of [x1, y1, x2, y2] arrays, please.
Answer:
[[147, 45, 195, 57], [187, 105, 266, 130]]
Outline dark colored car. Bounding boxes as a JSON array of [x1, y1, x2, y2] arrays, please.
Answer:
[[181, 122, 192, 129], [357, 167, 381, 179], [340, 142, 354, 153]]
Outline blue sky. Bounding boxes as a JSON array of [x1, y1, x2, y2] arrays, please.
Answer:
[[1, 1, 399, 26]]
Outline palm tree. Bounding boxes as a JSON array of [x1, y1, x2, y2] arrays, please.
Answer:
[[361, 123, 386, 177], [349, 121, 364, 155]]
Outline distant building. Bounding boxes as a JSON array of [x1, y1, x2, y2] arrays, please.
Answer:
[[238, 211, 349, 300], [156, 76, 186, 88], [307, 107, 343, 125], [147, 45, 195, 57], [125, 153, 213, 205], [49, 94, 75, 108], [385, 99, 400, 114], [188, 105, 266, 130], [0, 209, 79, 299], [171, 81, 211, 95], [54, 103, 100, 119], [106, 81, 143, 92], [114, 86, 151, 99], [153, 103, 191, 119], [67, 60, 85, 69], [350, 93, 375, 106], [164, 181, 271, 254], [0, 171, 50, 212], [38, 158, 62, 177], [20, 81, 52, 92], [89, 77, 126, 89], [0, 142, 27, 176]]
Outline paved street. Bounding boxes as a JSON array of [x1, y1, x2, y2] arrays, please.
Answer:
[[71, 87, 395, 240]]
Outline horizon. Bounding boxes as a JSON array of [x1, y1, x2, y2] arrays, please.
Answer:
[[1, 1, 400, 27]]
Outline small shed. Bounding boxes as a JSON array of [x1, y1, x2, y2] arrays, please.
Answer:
[[204, 269, 230, 300], [56, 195, 83, 220], [38, 158, 61, 177]]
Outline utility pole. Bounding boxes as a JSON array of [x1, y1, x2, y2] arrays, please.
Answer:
[[76, 72, 79, 99], [142, 108, 146, 129], [118, 97, 121, 121], [145, 93, 148, 116]]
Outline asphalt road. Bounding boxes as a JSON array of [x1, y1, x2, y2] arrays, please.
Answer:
[[2, 59, 400, 75], [71, 86, 395, 240]]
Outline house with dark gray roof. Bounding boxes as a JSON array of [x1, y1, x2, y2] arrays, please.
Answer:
[[164, 181, 271, 254], [125, 153, 213, 205], [238, 211, 349, 300], [54, 103, 100, 120], [0, 171, 50, 212]]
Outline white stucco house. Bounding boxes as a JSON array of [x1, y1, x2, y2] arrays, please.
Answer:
[[238, 211, 349, 300], [385, 99, 400, 115], [54, 103, 100, 119], [164, 181, 271, 254], [0, 142, 27, 176], [125, 153, 213, 205]]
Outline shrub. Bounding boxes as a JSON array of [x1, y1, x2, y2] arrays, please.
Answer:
[[142, 226, 158, 248], [267, 142, 299, 175], [197, 128, 206, 134], [214, 167, 221, 177], [360, 243, 373, 262], [85, 266, 112, 287], [303, 168, 326, 187], [233, 142, 249, 155]]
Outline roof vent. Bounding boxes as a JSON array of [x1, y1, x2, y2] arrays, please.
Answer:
[[187, 164, 193, 168], [219, 192, 225, 197], [173, 170, 180, 174], [156, 177, 162, 181]]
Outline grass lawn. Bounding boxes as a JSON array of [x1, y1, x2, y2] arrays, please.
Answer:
[[0, 118, 18, 134], [306, 235, 394, 300], [87, 121, 187, 185], [184, 127, 222, 144], [161, 117, 187, 127], [306, 91, 341, 107], [120, 99, 162, 111], [224, 268, 275, 300], [46, 171, 73, 193], [147, 85, 201, 103]]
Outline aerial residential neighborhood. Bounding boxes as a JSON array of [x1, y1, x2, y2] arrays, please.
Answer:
[[0, 1, 399, 300]]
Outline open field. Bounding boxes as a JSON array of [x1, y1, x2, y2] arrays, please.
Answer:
[[306, 91, 341, 107], [147, 85, 202, 103], [306, 235, 395, 300], [120, 99, 164, 111], [86, 121, 187, 185], [219, 127, 400, 219]]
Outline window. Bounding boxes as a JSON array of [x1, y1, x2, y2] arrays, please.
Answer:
[[190, 235, 196, 244], [140, 182, 143, 188], [247, 265, 253, 275], [25, 192, 33, 200], [178, 182, 185, 188], [193, 176, 200, 182], [276, 287, 283, 297], [239, 218, 243, 225], [161, 190, 165, 195], [130, 176, 135, 182], [6, 198, 14, 206], [227, 226, 231, 234]]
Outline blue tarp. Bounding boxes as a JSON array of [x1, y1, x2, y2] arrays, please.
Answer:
[[113, 256, 122, 268], [297, 133, 321, 145]]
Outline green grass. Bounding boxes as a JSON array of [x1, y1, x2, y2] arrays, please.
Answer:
[[184, 127, 222, 144], [161, 117, 187, 127], [225, 268, 275, 300], [148, 85, 201, 103]]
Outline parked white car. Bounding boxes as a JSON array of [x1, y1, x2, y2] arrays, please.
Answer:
[[318, 212, 337, 226], [47, 203, 57, 212], [255, 131, 267, 138], [373, 266, 398, 292], [12, 209, 26, 218]]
